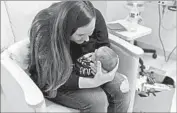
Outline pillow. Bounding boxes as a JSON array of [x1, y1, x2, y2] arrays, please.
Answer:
[[8, 39, 30, 70]]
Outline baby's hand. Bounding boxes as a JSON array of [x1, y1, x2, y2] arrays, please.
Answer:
[[83, 52, 94, 59], [83, 52, 96, 62]]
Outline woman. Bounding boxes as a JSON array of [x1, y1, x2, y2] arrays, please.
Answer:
[[28, 1, 130, 112]]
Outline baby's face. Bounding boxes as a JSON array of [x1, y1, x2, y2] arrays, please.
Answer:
[[87, 47, 118, 72], [94, 46, 118, 72]]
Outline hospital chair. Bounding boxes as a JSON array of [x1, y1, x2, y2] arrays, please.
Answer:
[[1, 33, 144, 112]]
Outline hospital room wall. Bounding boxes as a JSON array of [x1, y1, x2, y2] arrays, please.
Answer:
[[1, 1, 107, 47], [1, 1, 176, 57], [1, 1, 14, 52], [1, 1, 58, 43]]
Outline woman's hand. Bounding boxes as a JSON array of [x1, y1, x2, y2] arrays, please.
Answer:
[[90, 58, 119, 86], [79, 55, 119, 89]]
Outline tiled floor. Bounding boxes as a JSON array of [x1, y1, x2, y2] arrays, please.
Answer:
[[135, 53, 176, 112]]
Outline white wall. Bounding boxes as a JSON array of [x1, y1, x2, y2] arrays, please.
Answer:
[[2, 1, 176, 58], [1, 1, 14, 52], [106, 1, 129, 22], [91, 1, 107, 21], [2, 1, 107, 42], [3, 1, 59, 42]]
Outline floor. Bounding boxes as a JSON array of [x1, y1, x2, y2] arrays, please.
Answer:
[[134, 53, 176, 112]]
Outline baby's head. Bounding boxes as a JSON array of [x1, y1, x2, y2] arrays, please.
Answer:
[[92, 46, 119, 72]]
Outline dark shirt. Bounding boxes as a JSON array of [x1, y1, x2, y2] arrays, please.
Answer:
[[75, 54, 95, 78], [59, 8, 110, 90], [29, 3, 110, 91]]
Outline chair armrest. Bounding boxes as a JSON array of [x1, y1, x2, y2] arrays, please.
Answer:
[[108, 33, 144, 57], [108, 34, 142, 112], [1, 51, 44, 108]]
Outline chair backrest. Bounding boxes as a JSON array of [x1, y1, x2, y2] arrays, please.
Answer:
[[5, 38, 30, 70], [1, 38, 44, 112]]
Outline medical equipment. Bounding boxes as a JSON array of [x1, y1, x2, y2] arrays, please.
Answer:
[[124, 1, 158, 58], [158, 0, 177, 11], [125, 1, 144, 24]]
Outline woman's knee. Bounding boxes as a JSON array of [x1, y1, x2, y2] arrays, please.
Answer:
[[93, 89, 108, 108], [104, 73, 130, 101], [107, 76, 131, 111], [85, 88, 108, 112], [115, 73, 130, 94]]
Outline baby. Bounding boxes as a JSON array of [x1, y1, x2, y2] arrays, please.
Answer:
[[75, 46, 130, 93], [75, 46, 119, 78]]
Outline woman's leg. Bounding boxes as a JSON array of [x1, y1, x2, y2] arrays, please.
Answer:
[[48, 87, 108, 112], [101, 72, 131, 112]]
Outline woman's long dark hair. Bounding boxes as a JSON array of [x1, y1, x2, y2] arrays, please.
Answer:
[[28, 1, 96, 98]]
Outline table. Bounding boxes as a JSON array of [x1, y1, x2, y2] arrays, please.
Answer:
[[107, 19, 152, 44]]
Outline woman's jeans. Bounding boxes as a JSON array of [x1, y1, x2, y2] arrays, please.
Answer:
[[49, 72, 131, 112]]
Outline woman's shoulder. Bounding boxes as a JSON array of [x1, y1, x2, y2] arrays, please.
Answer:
[[94, 8, 102, 18], [94, 8, 105, 25]]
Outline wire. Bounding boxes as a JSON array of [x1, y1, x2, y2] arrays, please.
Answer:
[[158, 4, 177, 62], [166, 46, 177, 61], [3, 1, 16, 43]]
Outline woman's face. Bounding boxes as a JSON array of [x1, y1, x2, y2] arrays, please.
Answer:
[[71, 18, 96, 44]]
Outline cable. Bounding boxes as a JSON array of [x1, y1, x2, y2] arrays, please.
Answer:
[[158, 4, 177, 62], [166, 46, 177, 61], [4, 1, 16, 43]]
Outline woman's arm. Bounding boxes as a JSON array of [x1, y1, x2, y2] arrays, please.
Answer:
[[60, 67, 97, 89], [59, 71, 98, 89], [79, 77, 98, 88]]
